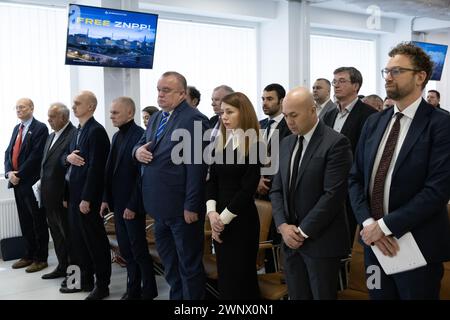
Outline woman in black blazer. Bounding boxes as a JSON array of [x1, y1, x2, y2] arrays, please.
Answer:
[[206, 92, 262, 299]]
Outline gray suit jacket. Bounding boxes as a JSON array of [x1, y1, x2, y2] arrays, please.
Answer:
[[270, 121, 352, 258], [40, 122, 76, 209], [318, 100, 336, 120]]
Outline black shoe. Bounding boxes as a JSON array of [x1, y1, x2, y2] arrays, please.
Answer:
[[85, 287, 109, 300], [121, 292, 141, 300], [60, 283, 93, 293], [42, 269, 66, 279], [60, 278, 67, 288]]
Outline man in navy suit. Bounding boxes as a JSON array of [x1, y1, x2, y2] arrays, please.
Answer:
[[4, 98, 49, 272], [61, 91, 111, 300], [349, 42, 450, 299], [101, 97, 158, 300], [134, 71, 209, 300]]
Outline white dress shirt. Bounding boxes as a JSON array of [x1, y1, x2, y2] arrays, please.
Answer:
[[333, 98, 358, 133], [265, 113, 285, 141], [363, 96, 422, 235], [49, 122, 70, 149]]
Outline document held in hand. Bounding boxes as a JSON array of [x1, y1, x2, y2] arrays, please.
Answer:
[[372, 232, 427, 275]]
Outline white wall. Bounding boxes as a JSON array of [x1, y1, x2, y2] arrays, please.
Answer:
[[377, 18, 413, 98]]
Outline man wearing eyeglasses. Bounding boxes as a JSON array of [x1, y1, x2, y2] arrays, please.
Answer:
[[134, 71, 209, 300], [323, 67, 376, 245], [349, 42, 450, 299], [4, 98, 49, 272]]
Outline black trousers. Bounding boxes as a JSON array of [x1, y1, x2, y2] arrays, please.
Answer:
[[68, 201, 111, 289], [44, 205, 71, 271], [282, 244, 340, 300], [13, 187, 48, 262], [114, 208, 157, 299]]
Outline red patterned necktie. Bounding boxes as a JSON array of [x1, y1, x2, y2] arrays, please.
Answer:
[[371, 113, 403, 220], [11, 124, 24, 171]]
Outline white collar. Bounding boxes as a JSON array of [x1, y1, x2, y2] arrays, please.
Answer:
[[393, 96, 422, 120]]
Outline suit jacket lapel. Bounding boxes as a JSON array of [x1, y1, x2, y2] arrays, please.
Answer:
[[295, 121, 323, 186], [340, 100, 361, 137], [152, 105, 182, 151], [283, 135, 297, 194], [42, 132, 55, 164], [392, 100, 430, 177], [19, 119, 35, 157], [46, 123, 74, 160], [113, 123, 135, 174]]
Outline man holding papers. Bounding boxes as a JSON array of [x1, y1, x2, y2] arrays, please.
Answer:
[[349, 42, 450, 299]]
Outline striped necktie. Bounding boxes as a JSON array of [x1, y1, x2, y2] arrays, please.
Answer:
[[156, 111, 170, 141]]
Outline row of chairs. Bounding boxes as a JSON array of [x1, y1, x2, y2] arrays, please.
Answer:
[[105, 203, 450, 300], [339, 204, 450, 300]]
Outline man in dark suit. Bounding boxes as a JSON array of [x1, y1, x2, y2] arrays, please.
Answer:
[[61, 91, 111, 300], [322, 67, 377, 244], [270, 87, 352, 299], [209, 85, 233, 135], [349, 42, 450, 299], [257, 83, 291, 198], [4, 98, 49, 273], [312, 78, 336, 120], [101, 97, 158, 300], [257, 83, 291, 272], [40, 103, 76, 280], [134, 71, 209, 300]]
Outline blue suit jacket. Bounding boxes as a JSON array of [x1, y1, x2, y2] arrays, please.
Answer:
[[349, 99, 450, 263], [65, 117, 110, 207], [133, 101, 209, 219], [4, 118, 48, 190], [104, 121, 144, 213]]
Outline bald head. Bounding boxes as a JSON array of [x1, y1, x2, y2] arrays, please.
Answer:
[[16, 98, 34, 121], [72, 90, 98, 124], [79, 90, 98, 107], [282, 87, 317, 135]]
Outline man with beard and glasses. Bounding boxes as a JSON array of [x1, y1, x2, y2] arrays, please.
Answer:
[[349, 42, 450, 299]]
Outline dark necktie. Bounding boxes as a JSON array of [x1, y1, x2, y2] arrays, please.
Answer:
[[156, 111, 170, 141], [12, 123, 24, 171], [288, 136, 304, 224], [264, 119, 276, 141], [371, 113, 404, 220]]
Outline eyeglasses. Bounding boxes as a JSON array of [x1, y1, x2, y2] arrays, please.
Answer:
[[381, 67, 420, 79], [331, 79, 351, 86]]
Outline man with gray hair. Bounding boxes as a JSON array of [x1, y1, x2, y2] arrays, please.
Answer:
[[40, 102, 76, 280], [101, 96, 158, 300]]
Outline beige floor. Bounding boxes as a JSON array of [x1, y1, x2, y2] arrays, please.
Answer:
[[0, 249, 170, 300]]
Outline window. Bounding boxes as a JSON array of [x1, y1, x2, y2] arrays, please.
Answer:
[[310, 34, 376, 98], [0, 3, 70, 174], [140, 19, 257, 120]]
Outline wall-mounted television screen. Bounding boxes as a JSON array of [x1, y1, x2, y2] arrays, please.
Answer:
[[413, 41, 448, 81], [65, 4, 158, 69]]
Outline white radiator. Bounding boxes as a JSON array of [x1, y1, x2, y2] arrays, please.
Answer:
[[0, 199, 22, 240]]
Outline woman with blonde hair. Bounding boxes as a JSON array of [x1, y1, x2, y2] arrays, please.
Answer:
[[206, 92, 262, 299]]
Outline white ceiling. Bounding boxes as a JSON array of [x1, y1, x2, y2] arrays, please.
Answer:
[[309, 0, 450, 21]]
